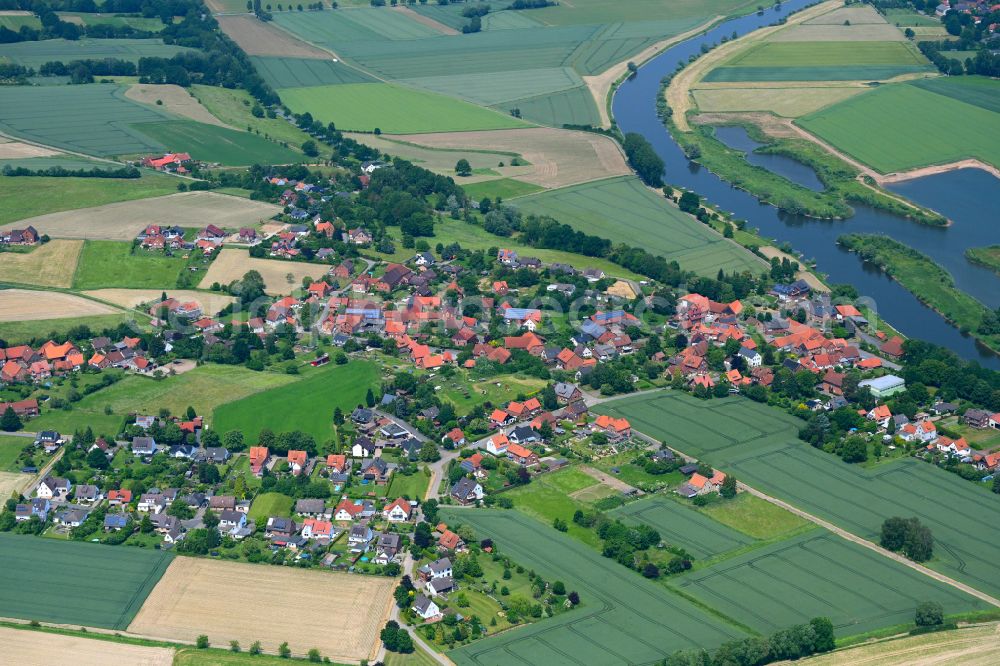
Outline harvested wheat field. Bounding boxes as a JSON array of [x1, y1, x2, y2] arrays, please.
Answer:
[[691, 86, 864, 117], [125, 84, 229, 127], [0, 289, 121, 321], [218, 15, 329, 58], [129, 557, 394, 661], [199, 248, 328, 295], [82, 289, 236, 314], [394, 127, 629, 189], [0, 139, 60, 159], [793, 623, 1000, 665], [6, 192, 281, 241], [0, 626, 174, 666], [0, 240, 83, 288]]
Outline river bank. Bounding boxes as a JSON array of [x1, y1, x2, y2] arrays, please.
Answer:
[[838, 234, 1000, 355], [965, 246, 1000, 276]]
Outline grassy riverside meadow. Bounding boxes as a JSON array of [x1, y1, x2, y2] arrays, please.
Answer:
[[594, 391, 1000, 601], [966, 245, 1000, 275], [838, 234, 1000, 352], [0, 533, 172, 629]]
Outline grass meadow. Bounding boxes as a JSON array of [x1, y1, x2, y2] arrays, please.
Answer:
[[72, 240, 188, 290], [189, 84, 314, 150], [515, 176, 766, 277], [799, 79, 1000, 172], [440, 509, 746, 665], [211, 360, 379, 442], [0, 532, 172, 629], [0, 313, 136, 346], [595, 390, 1000, 602], [248, 492, 294, 525], [278, 83, 530, 134]]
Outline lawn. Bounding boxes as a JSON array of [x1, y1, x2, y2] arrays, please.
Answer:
[[385, 468, 430, 500], [0, 84, 170, 156], [591, 451, 686, 489], [248, 492, 294, 525], [132, 120, 303, 166], [439, 509, 746, 665], [72, 240, 188, 289], [435, 371, 547, 415], [798, 80, 1000, 172], [697, 492, 811, 541], [608, 495, 753, 560], [595, 390, 1000, 602], [211, 360, 379, 442], [30, 364, 295, 437], [0, 174, 177, 227], [0, 532, 172, 629], [514, 176, 766, 277], [672, 530, 986, 638], [461, 178, 542, 201], [277, 83, 531, 134]]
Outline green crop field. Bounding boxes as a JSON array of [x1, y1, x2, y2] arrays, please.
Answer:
[[498, 0, 758, 25], [0, 174, 178, 227], [674, 531, 985, 637], [0, 532, 172, 629], [211, 360, 379, 442], [439, 509, 746, 665], [409, 3, 469, 31], [515, 176, 766, 277], [496, 85, 601, 127], [189, 85, 313, 149], [131, 120, 302, 166], [277, 83, 530, 134], [595, 390, 1000, 602], [0, 38, 194, 67], [0, 14, 41, 30], [608, 496, 753, 560], [0, 84, 171, 156], [0, 155, 119, 171], [30, 364, 295, 437], [799, 81, 1000, 172], [725, 41, 926, 67], [400, 67, 583, 107], [72, 240, 187, 289], [249, 56, 375, 90], [704, 65, 932, 82], [706, 40, 931, 82], [909, 76, 1000, 114], [274, 7, 441, 43], [882, 8, 943, 26]]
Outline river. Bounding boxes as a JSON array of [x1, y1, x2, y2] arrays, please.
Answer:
[[611, 0, 1000, 369]]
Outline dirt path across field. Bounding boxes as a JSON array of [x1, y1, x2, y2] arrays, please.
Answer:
[[666, 1, 839, 131], [584, 16, 722, 129], [393, 5, 458, 35]]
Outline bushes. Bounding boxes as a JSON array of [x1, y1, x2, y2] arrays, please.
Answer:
[[622, 132, 664, 188], [665, 616, 834, 666]]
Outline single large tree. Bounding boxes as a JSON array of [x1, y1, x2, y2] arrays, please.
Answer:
[[0, 407, 21, 432]]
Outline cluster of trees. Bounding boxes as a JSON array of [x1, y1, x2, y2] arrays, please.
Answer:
[[918, 39, 1000, 77], [1, 164, 140, 179], [507, 0, 554, 8], [900, 339, 1000, 412], [0, 12, 157, 44], [0, 62, 31, 83], [880, 516, 933, 562], [381, 621, 415, 653], [663, 617, 835, 666], [623, 132, 665, 188]]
